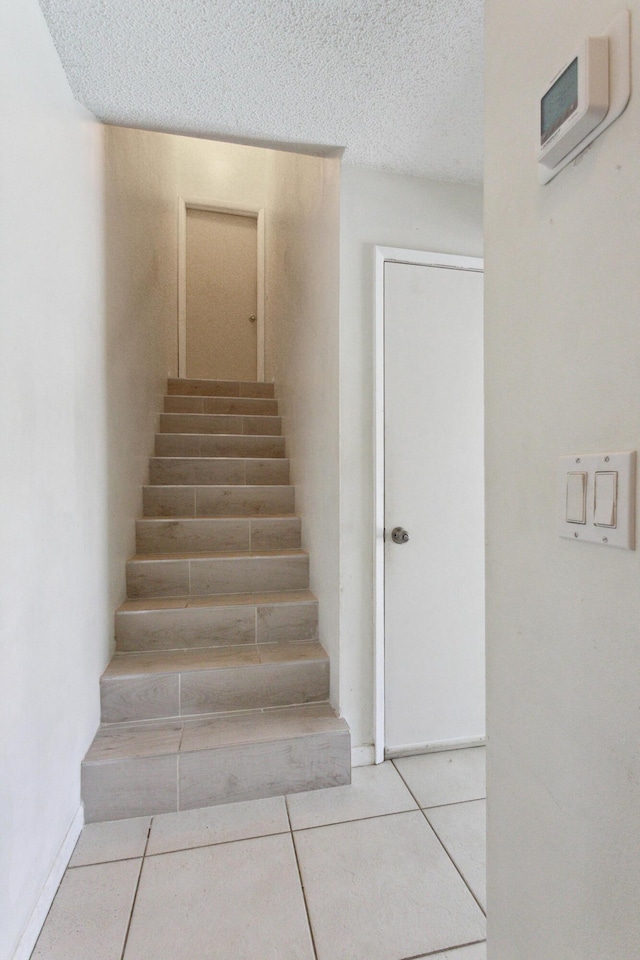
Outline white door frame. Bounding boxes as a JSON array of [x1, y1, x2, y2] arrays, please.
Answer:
[[373, 246, 484, 764], [177, 198, 266, 380]]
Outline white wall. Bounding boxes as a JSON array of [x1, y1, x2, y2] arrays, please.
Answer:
[[339, 164, 484, 757], [485, 2, 640, 956], [0, 2, 107, 957]]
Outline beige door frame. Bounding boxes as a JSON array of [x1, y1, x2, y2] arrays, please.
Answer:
[[177, 198, 266, 380]]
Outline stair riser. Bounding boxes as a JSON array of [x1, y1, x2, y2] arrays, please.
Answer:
[[127, 556, 309, 599], [165, 396, 278, 416], [143, 485, 295, 518], [160, 413, 281, 436], [148, 458, 289, 486], [82, 731, 351, 822], [101, 660, 329, 723], [136, 517, 301, 555], [155, 434, 286, 458], [115, 600, 319, 651], [168, 378, 274, 399]]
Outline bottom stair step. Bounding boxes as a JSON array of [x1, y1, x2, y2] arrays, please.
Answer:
[[82, 702, 350, 822]]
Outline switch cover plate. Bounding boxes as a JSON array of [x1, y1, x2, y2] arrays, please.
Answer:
[[558, 451, 636, 549]]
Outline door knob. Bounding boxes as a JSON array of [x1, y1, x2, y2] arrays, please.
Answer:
[[248, 315, 257, 323], [391, 527, 409, 544]]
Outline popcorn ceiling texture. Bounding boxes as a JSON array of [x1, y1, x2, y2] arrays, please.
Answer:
[[38, 0, 483, 182]]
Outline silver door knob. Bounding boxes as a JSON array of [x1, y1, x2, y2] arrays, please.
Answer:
[[391, 527, 409, 544], [248, 315, 257, 323]]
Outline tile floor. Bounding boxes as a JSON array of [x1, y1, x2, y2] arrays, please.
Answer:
[[31, 747, 486, 960]]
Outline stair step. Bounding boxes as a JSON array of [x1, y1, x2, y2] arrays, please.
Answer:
[[100, 641, 329, 723], [126, 549, 309, 599], [160, 413, 281, 436], [164, 395, 278, 416], [136, 516, 301, 555], [167, 378, 275, 399], [82, 702, 350, 822], [115, 589, 319, 651], [148, 457, 289, 486], [155, 433, 286, 459], [143, 484, 295, 518]]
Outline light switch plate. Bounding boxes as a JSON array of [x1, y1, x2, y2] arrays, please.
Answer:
[[558, 450, 636, 549]]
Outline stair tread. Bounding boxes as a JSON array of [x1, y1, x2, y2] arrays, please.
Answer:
[[128, 547, 308, 563], [84, 702, 347, 763], [151, 456, 287, 462], [137, 514, 299, 523], [157, 433, 284, 440], [143, 483, 294, 489], [103, 641, 327, 679], [117, 589, 318, 613]]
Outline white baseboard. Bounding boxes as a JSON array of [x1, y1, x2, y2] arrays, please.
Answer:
[[351, 744, 375, 767], [385, 736, 486, 760], [12, 804, 84, 960]]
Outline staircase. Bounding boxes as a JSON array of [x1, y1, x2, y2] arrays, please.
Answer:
[[82, 377, 350, 822]]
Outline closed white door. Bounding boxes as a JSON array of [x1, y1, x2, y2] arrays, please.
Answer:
[[185, 209, 257, 380], [383, 257, 485, 755]]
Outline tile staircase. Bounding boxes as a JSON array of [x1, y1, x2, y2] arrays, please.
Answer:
[[82, 377, 350, 822]]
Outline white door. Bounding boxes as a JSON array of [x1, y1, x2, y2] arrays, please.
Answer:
[[185, 209, 257, 380], [383, 255, 485, 756]]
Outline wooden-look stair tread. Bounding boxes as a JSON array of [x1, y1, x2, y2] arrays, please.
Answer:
[[103, 641, 327, 679], [84, 702, 347, 762], [128, 547, 308, 562], [117, 588, 317, 614]]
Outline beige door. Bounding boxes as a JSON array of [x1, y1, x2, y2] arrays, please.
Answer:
[[185, 209, 257, 380]]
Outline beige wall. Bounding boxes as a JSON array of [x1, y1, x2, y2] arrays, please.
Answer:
[[103, 126, 176, 613], [0, 2, 107, 957], [339, 164, 484, 758], [265, 150, 342, 703], [485, 1, 640, 956], [104, 129, 342, 698]]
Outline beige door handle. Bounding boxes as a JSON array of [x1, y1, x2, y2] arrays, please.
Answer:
[[248, 315, 256, 323]]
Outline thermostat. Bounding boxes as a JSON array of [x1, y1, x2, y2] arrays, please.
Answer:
[[538, 9, 631, 184], [539, 37, 609, 169]]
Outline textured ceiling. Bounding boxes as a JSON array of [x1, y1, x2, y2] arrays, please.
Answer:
[[38, 0, 484, 182]]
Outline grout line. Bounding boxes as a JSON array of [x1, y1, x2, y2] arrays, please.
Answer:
[[142, 829, 291, 860], [397, 939, 487, 960], [422, 797, 486, 812], [391, 761, 486, 919], [118, 821, 152, 960], [290, 807, 420, 834], [285, 796, 319, 960]]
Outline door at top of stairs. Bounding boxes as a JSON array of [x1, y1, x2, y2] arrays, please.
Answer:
[[185, 209, 257, 381]]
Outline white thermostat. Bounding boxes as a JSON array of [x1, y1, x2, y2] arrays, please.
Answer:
[[538, 9, 631, 184], [539, 38, 609, 170]]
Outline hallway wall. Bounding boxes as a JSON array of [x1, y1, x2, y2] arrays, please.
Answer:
[[104, 127, 342, 709], [265, 151, 342, 703], [339, 165, 484, 757], [0, 2, 107, 957], [485, 1, 640, 956]]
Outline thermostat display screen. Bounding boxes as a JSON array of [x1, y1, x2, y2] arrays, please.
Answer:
[[541, 58, 578, 144]]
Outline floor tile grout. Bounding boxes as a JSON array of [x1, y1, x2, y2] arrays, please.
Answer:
[[399, 938, 487, 959], [118, 822, 152, 960], [285, 795, 319, 960], [391, 761, 486, 919]]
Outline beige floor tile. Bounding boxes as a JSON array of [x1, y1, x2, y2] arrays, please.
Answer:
[[123, 834, 314, 960], [394, 747, 486, 807], [424, 799, 486, 910], [294, 811, 485, 960], [69, 817, 150, 867], [31, 859, 141, 960], [147, 796, 288, 854], [287, 760, 417, 830]]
